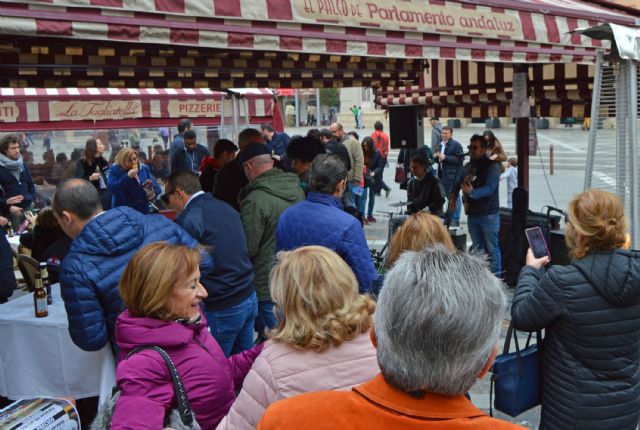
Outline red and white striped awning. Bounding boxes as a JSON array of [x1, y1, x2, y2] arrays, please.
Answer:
[[376, 60, 594, 117], [0, 88, 274, 131], [0, 0, 636, 90]]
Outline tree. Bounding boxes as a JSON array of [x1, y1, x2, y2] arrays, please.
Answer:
[[320, 88, 340, 109]]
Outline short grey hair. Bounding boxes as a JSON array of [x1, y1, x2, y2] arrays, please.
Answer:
[[308, 154, 347, 194], [375, 246, 506, 395]]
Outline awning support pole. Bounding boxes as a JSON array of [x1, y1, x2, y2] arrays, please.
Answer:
[[294, 89, 300, 127], [232, 94, 239, 143], [584, 51, 603, 191], [220, 93, 226, 138], [316, 88, 321, 126], [628, 59, 639, 248], [515, 64, 529, 191]]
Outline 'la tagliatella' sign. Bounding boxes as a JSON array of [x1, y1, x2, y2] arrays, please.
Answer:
[[50, 100, 142, 121], [294, 0, 522, 38]]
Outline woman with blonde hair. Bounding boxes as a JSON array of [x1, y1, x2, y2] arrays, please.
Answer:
[[109, 242, 262, 430], [385, 212, 456, 268], [107, 147, 160, 214], [217, 246, 378, 430], [512, 189, 640, 430]]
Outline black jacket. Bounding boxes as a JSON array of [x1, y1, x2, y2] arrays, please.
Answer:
[[406, 172, 445, 216], [214, 156, 247, 212], [75, 157, 109, 194], [171, 144, 210, 174], [512, 250, 640, 430], [175, 193, 254, 310], [325, 140, 351, 171]]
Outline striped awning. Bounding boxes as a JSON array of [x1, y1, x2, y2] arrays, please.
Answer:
[[0, 87, 274, 131], [0, 0, 636, 89], [376, 60, 594, 117]]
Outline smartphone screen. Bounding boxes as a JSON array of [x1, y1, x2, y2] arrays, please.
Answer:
[[525, 227, 550, 259]]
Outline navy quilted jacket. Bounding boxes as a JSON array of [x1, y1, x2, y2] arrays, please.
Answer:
[[275, 192, 379, 294], [60, 206, 213, 352], [512, 250, 640, 430]]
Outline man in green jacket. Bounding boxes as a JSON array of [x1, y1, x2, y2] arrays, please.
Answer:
[[238, 143, 305, 340]]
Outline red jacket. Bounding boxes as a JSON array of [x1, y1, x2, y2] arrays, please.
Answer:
[[258, 374, 526, 430], [371, 130, 390, 159]]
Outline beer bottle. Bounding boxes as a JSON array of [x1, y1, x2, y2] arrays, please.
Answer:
[[33, 272, 48, 318], [7, 223, 13, 237], [40, 262, 52, 305], [95, 164, 106, 190]]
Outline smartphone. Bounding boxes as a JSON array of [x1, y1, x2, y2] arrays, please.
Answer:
[[525, 226, 550, 259]]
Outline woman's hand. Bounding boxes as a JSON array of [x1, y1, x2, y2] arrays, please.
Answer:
[[489, 154, 498, 161], [127, 169, 138, 179], [526, 248, 550, 269], [9, 206, 22, 216], [6, 195, 23, 205], [24, 211, 36, 226], [89, 172, 101, 181], [0, 216, 8, 227]]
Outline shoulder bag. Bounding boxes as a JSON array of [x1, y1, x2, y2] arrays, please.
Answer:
[[489, 322, 543, 417], [90, 345, 201, 430], [394, 165, 406, 184]]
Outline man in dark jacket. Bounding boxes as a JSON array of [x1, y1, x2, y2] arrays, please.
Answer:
[[169, 118, 192, 160], [199, 139, 237, 193], [261, 123, 290, 157], [276, 154, 379, 294], [214, 128, 263, 211], [171, 129, 210, 174], [434, 126, 464, 226], [450, 135, 501, 275], [239, 143, 304, 338], [53, 179, 213, 351], [319, 128, 351, 171], [406, 154, 445, 216], [0, 196, 16, 303], [164, 170, 256, 356], [285, 136, 326, 193], [0, 134, 36, 228]]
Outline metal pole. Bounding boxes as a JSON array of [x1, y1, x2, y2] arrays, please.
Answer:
[[316, 88, 321, 127], [220, 93, 226, 139], [584, 51, 603, 191], [628, 60, 639, 248], [232, 94, 239, 143], [616, 64, 627, 201], [549, 145, 554, 175], [294, 89, 300, 127]]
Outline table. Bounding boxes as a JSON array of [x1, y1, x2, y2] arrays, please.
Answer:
[[5, 234, 19, 252], [0, 284, 115, 400]]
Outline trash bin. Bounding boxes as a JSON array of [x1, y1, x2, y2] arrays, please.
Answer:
[[447, 119, 461, 128], [536, 118, 549, 129], [485, 118, 500, 129]]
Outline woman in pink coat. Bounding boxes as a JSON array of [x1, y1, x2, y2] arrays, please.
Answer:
[[217, 246, 379, 430], [110, 242, 263, 430]]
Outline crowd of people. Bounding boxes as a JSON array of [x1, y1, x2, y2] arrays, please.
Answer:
[[3, 118, 640, 430]]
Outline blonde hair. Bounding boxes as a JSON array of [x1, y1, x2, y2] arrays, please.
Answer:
[[565, 189, 627, 259], [119, 242, 201, 320], [386, 212, 456, 268], [268, 246, 375, 351], [114, 147, 137, 168]]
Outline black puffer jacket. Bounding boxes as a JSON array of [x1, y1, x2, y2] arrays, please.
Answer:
[[512, 250, 640, 430]]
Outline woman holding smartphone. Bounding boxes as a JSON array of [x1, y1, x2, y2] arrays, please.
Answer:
[[511, 189, 640, 430], [107, 148, 161, 214]]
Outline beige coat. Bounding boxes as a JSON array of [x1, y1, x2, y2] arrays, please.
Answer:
[[216, 331, 379, 430], [342, 136, 364, 182]]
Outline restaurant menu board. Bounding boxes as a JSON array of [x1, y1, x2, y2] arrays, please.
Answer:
[[0, 398, 80, 430]]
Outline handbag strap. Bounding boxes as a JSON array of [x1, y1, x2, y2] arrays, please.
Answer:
[[127, 346, 195, 426]]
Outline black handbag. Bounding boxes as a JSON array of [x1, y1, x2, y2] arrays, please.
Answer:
[[490, 322, 543, 417], [90, 345, 201, 430]]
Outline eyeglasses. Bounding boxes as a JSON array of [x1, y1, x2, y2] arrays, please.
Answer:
[[161, 188, 176, 205]]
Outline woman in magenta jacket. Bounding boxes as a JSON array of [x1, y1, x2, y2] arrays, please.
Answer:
[[110, 242, 263, 430]]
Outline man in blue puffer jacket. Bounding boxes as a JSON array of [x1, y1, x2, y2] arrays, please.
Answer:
[[52, 179, 213, 352], [276, 154, 379, 294]]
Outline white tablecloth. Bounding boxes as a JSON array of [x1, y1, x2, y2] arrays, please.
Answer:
[[0, 284, 115, 400], [5, 235, 19, 251]]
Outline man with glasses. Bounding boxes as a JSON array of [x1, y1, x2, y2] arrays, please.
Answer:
[[163, 170, 257, 356], [449, 134, 502, 276]]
